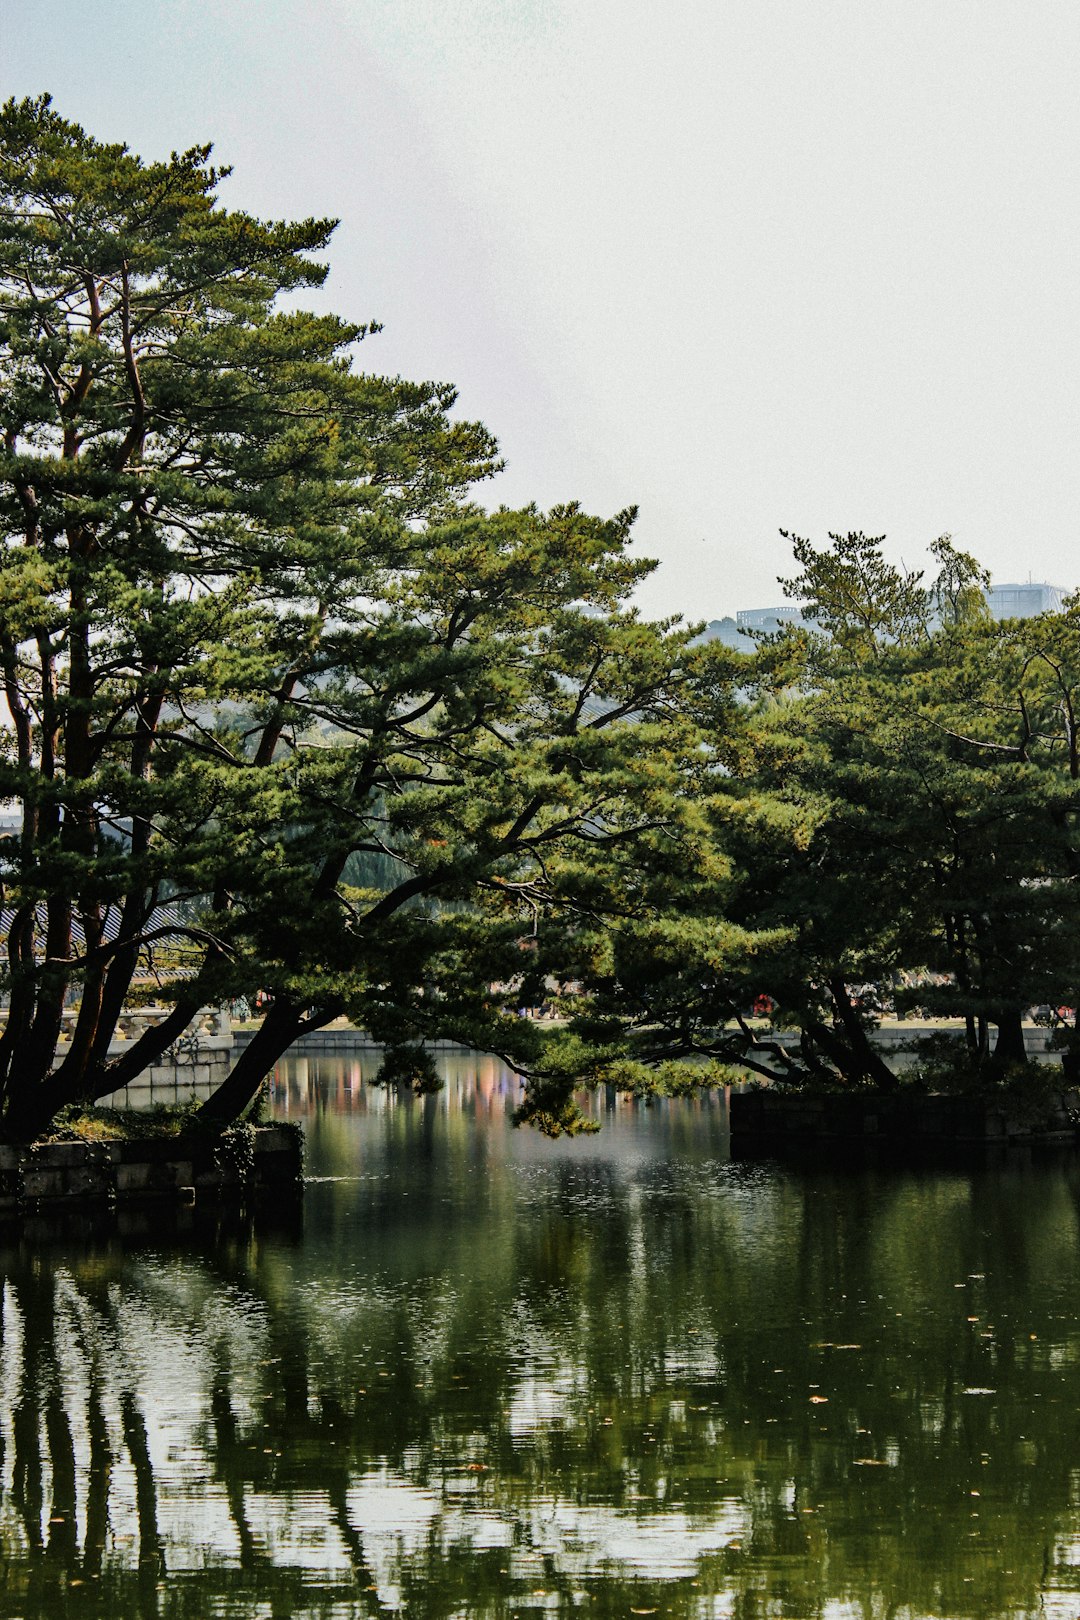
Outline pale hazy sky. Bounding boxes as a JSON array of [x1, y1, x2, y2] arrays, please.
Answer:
[[2, 0, 1077, 619]]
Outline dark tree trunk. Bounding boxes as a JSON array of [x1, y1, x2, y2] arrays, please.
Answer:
[[993, 1007, 1027, 1066], [196, 1000, 346, 1128], [195, 1001, 304, 1128], [1, 998, 206, 1143], [827, 977, 900, 1092], [803, 1019, 876, 1087]]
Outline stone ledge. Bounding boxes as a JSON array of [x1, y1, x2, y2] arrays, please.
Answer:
[[232, 1027, 475, 1055], [730, 1088, 1080, 1144], [0, 1125, 302, 1211]]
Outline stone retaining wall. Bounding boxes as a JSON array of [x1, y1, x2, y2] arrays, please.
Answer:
[[232, 1026, 473, 1057], [236, 1021, 1063, 1067], [0, 1125, 302, 1214], [730, 1088, 1080, 1144], [743, 1023, 1059, 1066], [103, 1007, 234, 1105]]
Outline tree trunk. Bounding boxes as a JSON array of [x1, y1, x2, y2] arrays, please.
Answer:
[[197, 999, 351, 1127], [827, 977, 900, 1091], [1060, 1045, 1080, 1085], [0, 998, 205, 1143], [803, 1019, 869, 1087], [195, 1001, 304, 1128], [993, 1007, 1027, 1066]]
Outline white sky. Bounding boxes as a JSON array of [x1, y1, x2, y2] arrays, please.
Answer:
[[2, 0, 1078, 619]]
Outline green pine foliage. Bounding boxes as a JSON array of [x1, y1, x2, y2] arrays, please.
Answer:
[[5, 97, 1077, 1139], [0, 96, 737, 1139], [615, 532, 1080, 1091]]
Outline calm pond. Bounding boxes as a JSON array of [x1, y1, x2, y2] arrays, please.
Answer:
[[2, 1049, 1080, 1618]]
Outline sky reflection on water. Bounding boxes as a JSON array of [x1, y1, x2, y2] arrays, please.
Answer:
[[1, 1052, 1080, 1616]]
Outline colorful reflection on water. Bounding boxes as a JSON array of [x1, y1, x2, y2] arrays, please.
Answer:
[[1, 1051, 1080, 1616]]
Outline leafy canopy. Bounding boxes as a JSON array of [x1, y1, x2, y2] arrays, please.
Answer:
[[0, 96, 734, 1140]]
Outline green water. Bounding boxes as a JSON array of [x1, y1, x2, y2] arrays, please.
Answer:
[[2, 1052, 1080, 1618]]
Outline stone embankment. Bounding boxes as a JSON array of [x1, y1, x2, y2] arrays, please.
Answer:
[[0, 1125, 302, 1214], [753, 1021, 1061, 1065], [0, 1005, 234, 1101], [93, 1006, 234, 1104], [230, 1023, 469, 1056], [235, 1018, 1063, 1065], [730, 1088, 1080, 1145]]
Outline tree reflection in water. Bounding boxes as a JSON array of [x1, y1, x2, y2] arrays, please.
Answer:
[[1, 1057, 1080, 1616]]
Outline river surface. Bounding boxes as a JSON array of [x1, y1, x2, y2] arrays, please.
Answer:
[[2, 1050, 1080, 1617]]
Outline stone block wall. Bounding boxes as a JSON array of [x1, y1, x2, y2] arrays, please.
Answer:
[[0, 1125, 302, 1215], [730, 1087, 1080, 1144]]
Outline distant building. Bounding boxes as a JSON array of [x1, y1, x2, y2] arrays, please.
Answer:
[[986, 582, 1066, 620], [699, 605, 812, 651], [736, 605, 810, 632], [701, 581, 1068, 647]]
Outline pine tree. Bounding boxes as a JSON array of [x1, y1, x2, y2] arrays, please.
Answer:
[[594, 532, 1080, 1091], [0, 97, 714, 1139]]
